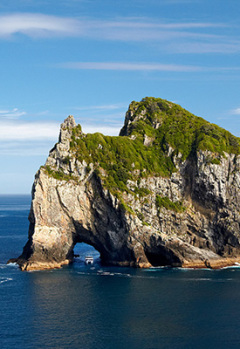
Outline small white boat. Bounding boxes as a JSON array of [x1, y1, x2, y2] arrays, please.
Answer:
[[85, 256, 94, 265]]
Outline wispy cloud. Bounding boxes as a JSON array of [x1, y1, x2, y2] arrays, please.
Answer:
[[57, 61, 240, 73], [0, 141, 54, 156], [81, 124, 120, 136], [0, 13, 80, 38], [0, 108, 26, 119], [58, 61, 202, 72], [170, 41, 240, 54], [0, 13, 237, 54], [0, 118, 60, 157], [99, 20, 223, 30], [74, 103, 125, 111], [0, 116, 120, 157], [0, 13, 224, 39], [231, 107, 240, 115], [0, 120, 59, 140], [84, 19, 224, 42]]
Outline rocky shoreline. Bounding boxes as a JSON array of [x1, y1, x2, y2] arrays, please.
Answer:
[[8, 256, 240, 271]]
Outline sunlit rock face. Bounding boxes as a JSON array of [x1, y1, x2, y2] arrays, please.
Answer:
[[10, 98, 240, 270]]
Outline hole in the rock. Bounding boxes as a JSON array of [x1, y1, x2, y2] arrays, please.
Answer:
[[73, 242, 100, 264]]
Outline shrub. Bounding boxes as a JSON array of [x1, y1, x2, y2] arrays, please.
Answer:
[[156, 195, 186, 213]]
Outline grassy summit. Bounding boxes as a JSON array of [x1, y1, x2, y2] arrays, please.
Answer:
[[46, 97, 240, 195], [120, 97, 240, 157]]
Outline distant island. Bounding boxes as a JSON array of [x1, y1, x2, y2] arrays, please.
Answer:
[[9, 97, 240, 270]]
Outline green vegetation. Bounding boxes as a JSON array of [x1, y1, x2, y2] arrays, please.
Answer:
[[156, 195, 186, 213], [136, 210, 150, 225], [44, 165, 77, 182], [69, 129, 176, 194], [210, 158, 221, 165], [134, 187, 152, 197], [205, 155, 221, 165], [122, 97, 240, 158], [45, 97, 240, 203], [119, 198, 135, 214]]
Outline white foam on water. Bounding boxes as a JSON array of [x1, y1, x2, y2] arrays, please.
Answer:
[[0, 235, 25, 239], [0, 262, 18, 270], [99, 272, 115, 276], [0, 205, 30, 211], [221, 264, 240, 270], [180, 277, 234, 283], [176, 267, 212, 271], [0, 277, 13, 285], [95, 270, 156, 279], [181, 278, 212, 281], [148, 267, 212, 271], [147, 266, 167, 271], [76, 269, 147, 278], [6, 262, 18, 267], [77, 271, 92, 276]]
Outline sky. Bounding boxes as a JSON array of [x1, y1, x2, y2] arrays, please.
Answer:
[[1, 0, 240, 194]]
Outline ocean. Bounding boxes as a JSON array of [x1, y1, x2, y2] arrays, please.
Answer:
[[1, 195, 240, 349]]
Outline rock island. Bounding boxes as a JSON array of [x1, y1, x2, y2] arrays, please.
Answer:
[[9, 97, 240, 270]]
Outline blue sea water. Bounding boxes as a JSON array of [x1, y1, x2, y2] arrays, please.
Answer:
[[1, 196, 240, 348]]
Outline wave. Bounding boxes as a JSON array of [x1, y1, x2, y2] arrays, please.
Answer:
[[147, 266, 171, 271], [0, 205, 30, 211], [221, 264, 240, 270], [6, 262, 18, 267], [148, 264, 240, 271], [76, 269, 156, 279], [0, 277, 13, 285], [0, 262, 18, 269], [181, 278, 234, 282], [0, 235, 26, 239]]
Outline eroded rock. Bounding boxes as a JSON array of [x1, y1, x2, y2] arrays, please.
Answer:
[[10, 99, 240, 270]]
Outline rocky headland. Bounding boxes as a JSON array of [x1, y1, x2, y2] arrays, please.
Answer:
[[9, 97, 240, 270]]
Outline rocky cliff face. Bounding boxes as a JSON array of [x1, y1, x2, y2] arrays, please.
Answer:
[[10, 97, 240, 270]]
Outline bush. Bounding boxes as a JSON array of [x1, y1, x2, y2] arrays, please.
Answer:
[[156, 195, 186, 213]]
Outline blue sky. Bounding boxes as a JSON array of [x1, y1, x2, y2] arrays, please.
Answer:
[[1, 0, 240, 193]]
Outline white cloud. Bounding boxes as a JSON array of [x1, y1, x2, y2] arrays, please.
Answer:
[[0, 13, 224, 39], [58, 61, 240, 73], [59, 61, 201, 72], [0, 121, 59, 140], [170, 42, 240, 54], [232, 107, 240, 115], [0, 13, 238, 54], [81, 124, 120, 136], [99, 20, 223, 30], [0, 120, 60, 156], [74, 104, 125, 111], [0, 141, 54, 156], [0, 13, 236, 54], [0, 13, 81, 38], [0, 108, 26, 119], [0, 119, 120, 157], [85, 20, 223, 42]]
